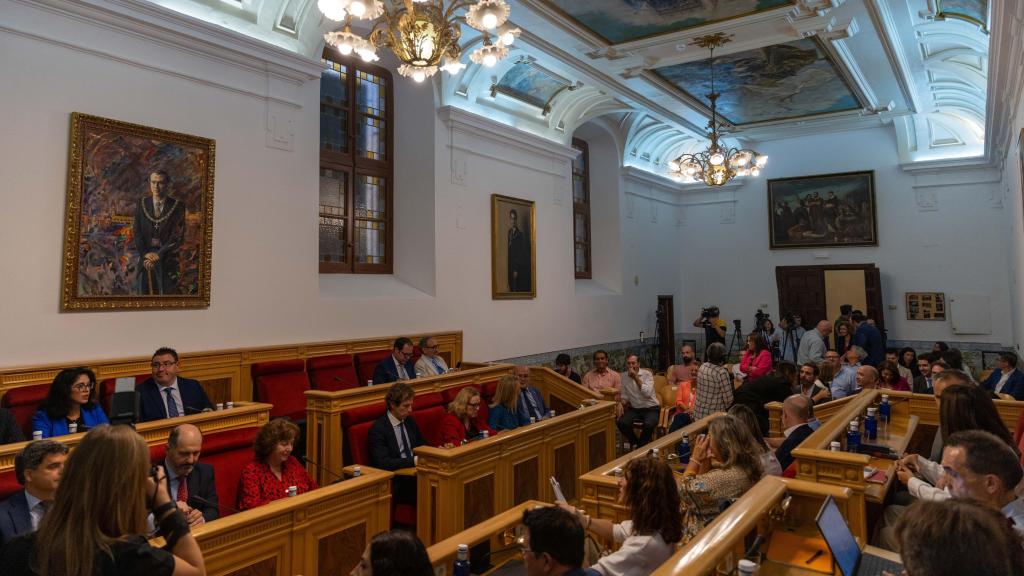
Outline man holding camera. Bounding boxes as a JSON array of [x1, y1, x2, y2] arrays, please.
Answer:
[[693, 307, 726, 355]]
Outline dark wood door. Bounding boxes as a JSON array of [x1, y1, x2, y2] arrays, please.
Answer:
[[775, 267, 828, 327], [656, 295, 675, 372]]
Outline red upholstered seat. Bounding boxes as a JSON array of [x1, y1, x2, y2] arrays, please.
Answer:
[[440, 386, 490, 429], [99, 374, 150, 413], [251, 360, 310, 421], [347, 420, 376, 465], [393, 502, 416, 529], [782, 462, 797, 478], [0, 470, 21, 500], [341, 403, 387, 431], [415, 392, 445, 410], [308, 354, 359, 392], [1, 384, 50, 438], [411, 406, 448, 447], [480, 380, 498, 402], [355, 350, 392, 386], [411, 346, 423, 369]]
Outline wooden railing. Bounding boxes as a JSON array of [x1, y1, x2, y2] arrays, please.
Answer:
[[0, 402, 271, 473], [414, 400, 617, 545], [766, 394, 856, 437], [0, 331, 463, 403], [426, 500, 542, 575]]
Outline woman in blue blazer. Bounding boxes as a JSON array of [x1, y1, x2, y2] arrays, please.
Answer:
[[32, 367, 109, 438], [487, 376, 520, 431]]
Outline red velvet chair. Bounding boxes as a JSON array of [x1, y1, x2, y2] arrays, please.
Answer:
[[355, 350, 392, 386], [411, 406, 448, 448], [251, 360, 310, 422], [0, 469, 21, 501], [1, 384, 50, 438], [341, 402, 388, 465], [308, 354, 359, 392], [98, 374, 150, 414]]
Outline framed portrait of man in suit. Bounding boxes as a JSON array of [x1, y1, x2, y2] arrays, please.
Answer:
[[60, 113, 215, 310], [491, 194, 536, 300]]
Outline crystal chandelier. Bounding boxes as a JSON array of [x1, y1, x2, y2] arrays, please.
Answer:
[[319, 0, 521, 83], [668, 33, 767, 186]]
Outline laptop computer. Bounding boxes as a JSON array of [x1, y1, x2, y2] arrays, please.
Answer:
[[815, 496, 904, 576]]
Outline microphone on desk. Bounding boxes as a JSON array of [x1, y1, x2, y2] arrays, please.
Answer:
[[183, 405, 213, 415], [296, 454, 347, 484], [187, 494, 243, 516]]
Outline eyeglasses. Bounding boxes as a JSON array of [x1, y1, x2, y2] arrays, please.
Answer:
[[71, 383, 94, 391], [423, 345, 438, 350], [468, 402, 481, 407], [151, 361, 177, 369]]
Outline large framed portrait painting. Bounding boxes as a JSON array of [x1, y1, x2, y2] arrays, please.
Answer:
[[491, 194, 536, 300], [768, 170, 877, 250], [61, 113, 215, 310]]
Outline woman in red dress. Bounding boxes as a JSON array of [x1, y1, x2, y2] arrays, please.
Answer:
[[439, 387, 495, 447], [237, 418, 317, 510]]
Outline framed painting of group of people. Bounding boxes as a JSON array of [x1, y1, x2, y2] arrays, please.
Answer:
[[767, 170, 877, 250], [60, 113, 215, 310]]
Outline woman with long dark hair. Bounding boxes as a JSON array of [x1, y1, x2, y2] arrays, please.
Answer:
[[899, 347, 920, 378], [32, 367, 109, 438], [832, 322, 852, 355], [350, 529, 433, 576], [739, 332, 771, 380], [879, 361, 911, 392]]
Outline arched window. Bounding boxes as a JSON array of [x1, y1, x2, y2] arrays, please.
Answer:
[[319, 52, 394, 273], [572, 137, 591, 279]]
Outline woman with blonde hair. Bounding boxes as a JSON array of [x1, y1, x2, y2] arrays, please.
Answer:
[[488, 376, 519, 431], [681, 415, 763, 519], [440, 387, 495, 447], [728, 405, 782, 476], [0, 424, 205, 575]]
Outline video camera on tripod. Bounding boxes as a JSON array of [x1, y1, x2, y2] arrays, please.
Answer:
[[700, 306, 720, 327]]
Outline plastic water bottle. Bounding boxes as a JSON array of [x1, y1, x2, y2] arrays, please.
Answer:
[[879, 394, 891, 438], [529, 416, 536, 424], [367, 379, 373, 387], [864, 407, 877, 441], [216, 403, 224, 410], [549, 409, 556, 418], [651, 447, 660, 458], [352, 466, 362, 477], [677, 436, 691, 464], [453, 544, 471, 576], [287, 485, 298, 497], [829, 441, 841, 451], [481, 430, 489, 439], [68, 422, 78, 434], [737, 558, 758, 575], [846, 421, 861, 453], [225, 401, 234, 409], [32, 431, 42, 441]]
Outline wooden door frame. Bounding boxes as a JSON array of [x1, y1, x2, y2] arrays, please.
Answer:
[[775, 263, 885, 333]]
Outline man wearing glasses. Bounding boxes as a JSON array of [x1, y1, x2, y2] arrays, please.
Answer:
[[138, 347, 213, 422], [414, 336, 449, 377], [372, 337, 418, 385]]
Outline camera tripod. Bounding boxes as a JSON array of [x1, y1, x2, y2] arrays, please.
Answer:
[[726, 323, 744, 363]]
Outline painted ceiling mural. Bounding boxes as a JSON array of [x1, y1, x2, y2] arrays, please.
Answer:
[[653, 38, 861, 125], [542, 0, 793, 44], [494, 61, 570, 109]]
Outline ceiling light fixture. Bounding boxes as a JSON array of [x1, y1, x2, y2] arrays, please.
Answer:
[[668, 33, 767, 186], [320, 0, 516, 82]]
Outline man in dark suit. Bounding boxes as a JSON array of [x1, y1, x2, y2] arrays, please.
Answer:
[[162, 423, 219, 525], [912, 354, 934, 394], [368, 382, 424, 471], [515, 365, 549, 425], [0, 406, 24, 445], [372, 337, 418, 386], [507, 208, 531, 292], [0, 439, 67, 546], [138, 347, 213, 422], [133, 170, 186, 295], [850, 310, 885, 367], [773, 395, 815, 471], [981, 351, 1024, 400]]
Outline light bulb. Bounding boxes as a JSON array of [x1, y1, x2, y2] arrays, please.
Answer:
[[358, 48, 377, 62], [501, 30, 516, 46], [756, 155, 768, 167], [668, 161, 679, 172], [412, 70, 426, 82], [483, 53, 497, 67], [751, 168, 761, 177], [349, 0, 366, 17], [338, 42, 353, 55], [318, 0, 348, 21], [482, 12, 498, 29], [710, 152, 724, 166]]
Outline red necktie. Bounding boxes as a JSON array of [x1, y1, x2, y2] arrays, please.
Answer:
[[176, 476, 188, 502]]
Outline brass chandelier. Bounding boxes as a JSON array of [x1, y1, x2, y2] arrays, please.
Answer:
[[668, 33, 767, 186], [318, 0, 521, 83]]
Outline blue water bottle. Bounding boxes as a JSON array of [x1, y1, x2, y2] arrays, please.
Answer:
[[454, 544, 471, 576], [864, 407, 877, 441], [677, 435, 691, 465], [879, 394, 891, 438], [846, 421, 861, 453]]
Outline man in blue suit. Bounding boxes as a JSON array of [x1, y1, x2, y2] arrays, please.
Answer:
[[0, 439, 67, 546], [138, 347, 213, 423], [850, 311, 885, 367], [372, 337, 418, 385], [514, 365, 549, 425], [981, 352, 1024, 400]]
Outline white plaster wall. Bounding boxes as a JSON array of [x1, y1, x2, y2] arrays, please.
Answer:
[[678, 126, 1013, 345], [1005, 98, 1024, 355]]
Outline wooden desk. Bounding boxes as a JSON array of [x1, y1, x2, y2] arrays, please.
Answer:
[[414, 401, 616, 545], [0, 402, 271, 472], [427, 500, 544, 575], [652, 477, 863, 576], [155, 466, 393, 576]]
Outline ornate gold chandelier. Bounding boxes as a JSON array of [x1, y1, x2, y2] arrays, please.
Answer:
[[668, 33, 767, 186], [318, 0, 521, 83]]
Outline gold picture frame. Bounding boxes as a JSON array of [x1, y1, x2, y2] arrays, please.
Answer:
[[491, 194, 536, 299], [906, 292, 946, 321], [60, 113, 215, 311]]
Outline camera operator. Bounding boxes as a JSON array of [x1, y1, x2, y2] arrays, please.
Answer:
[[771, 313, 801, 364], [692, 306, 726, 351]]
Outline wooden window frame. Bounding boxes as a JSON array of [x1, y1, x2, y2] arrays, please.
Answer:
[[319, 52, 395, 274], [572, 137, 592, 279]]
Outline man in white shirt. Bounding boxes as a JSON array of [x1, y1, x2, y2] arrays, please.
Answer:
[[830, 346, 866, 399], [414, 336, 449, 377], [938, 430, 1024, 536], [796, 320, 831, 365], [615, 354, 660, 449], [0, 439, 67, 546]]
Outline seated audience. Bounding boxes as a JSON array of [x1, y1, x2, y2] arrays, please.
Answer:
[[667, 357, 698, 433], [368, 382, 424, 470], [440, 387, 495, 446], [666, 344, 697, 387], [413, 336, 448, 377], [850, 311, 884, 366], [933, 340, 950, 354], [927, 369, 970, 461], [899, 346, 920, 379], [878, 361, 911, 392], [581, 350, 620, 399], [680, 415, 763, 521], [817, 360, 838, 393], [0, 424, 206, 576], [163, 424, 218, 525], [616, 354, 660, 449], [856, 365, 880, 393], [516, 365, 549, 424], [980, 351, 1024, 400], [0, 439, 67, 546], [728, 405, 782, 476], [32, 367, 109, 438], [488, 375, 520, 431], [692, 343, 732, 420], [520, 506, 585, 576], [912, 353, 934, 394], [237, 418, 317, 510], [823, 349, 842, 373], [373, 338, 418, 385], [937, 348, 975, 383], [796, 320, 831, 366], [738, 332, 771, 381], [0, 406, 24, 445], [562, 457, 682, 575], [351, 529, 433, 576], [553, 353, 581, 385], [731, 362, 796, 436], [893, 499, 1024, 576], [797, 362, 829, 404], [771, 395, 815, 471], [138, 347, 213, 423], [830, 346, 865, 399], [831, 321, 852, 355], [886, 350, 914, 385]]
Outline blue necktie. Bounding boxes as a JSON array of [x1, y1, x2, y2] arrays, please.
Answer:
[[165, 388, 179, 418], [432, 358, 444, 374]]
